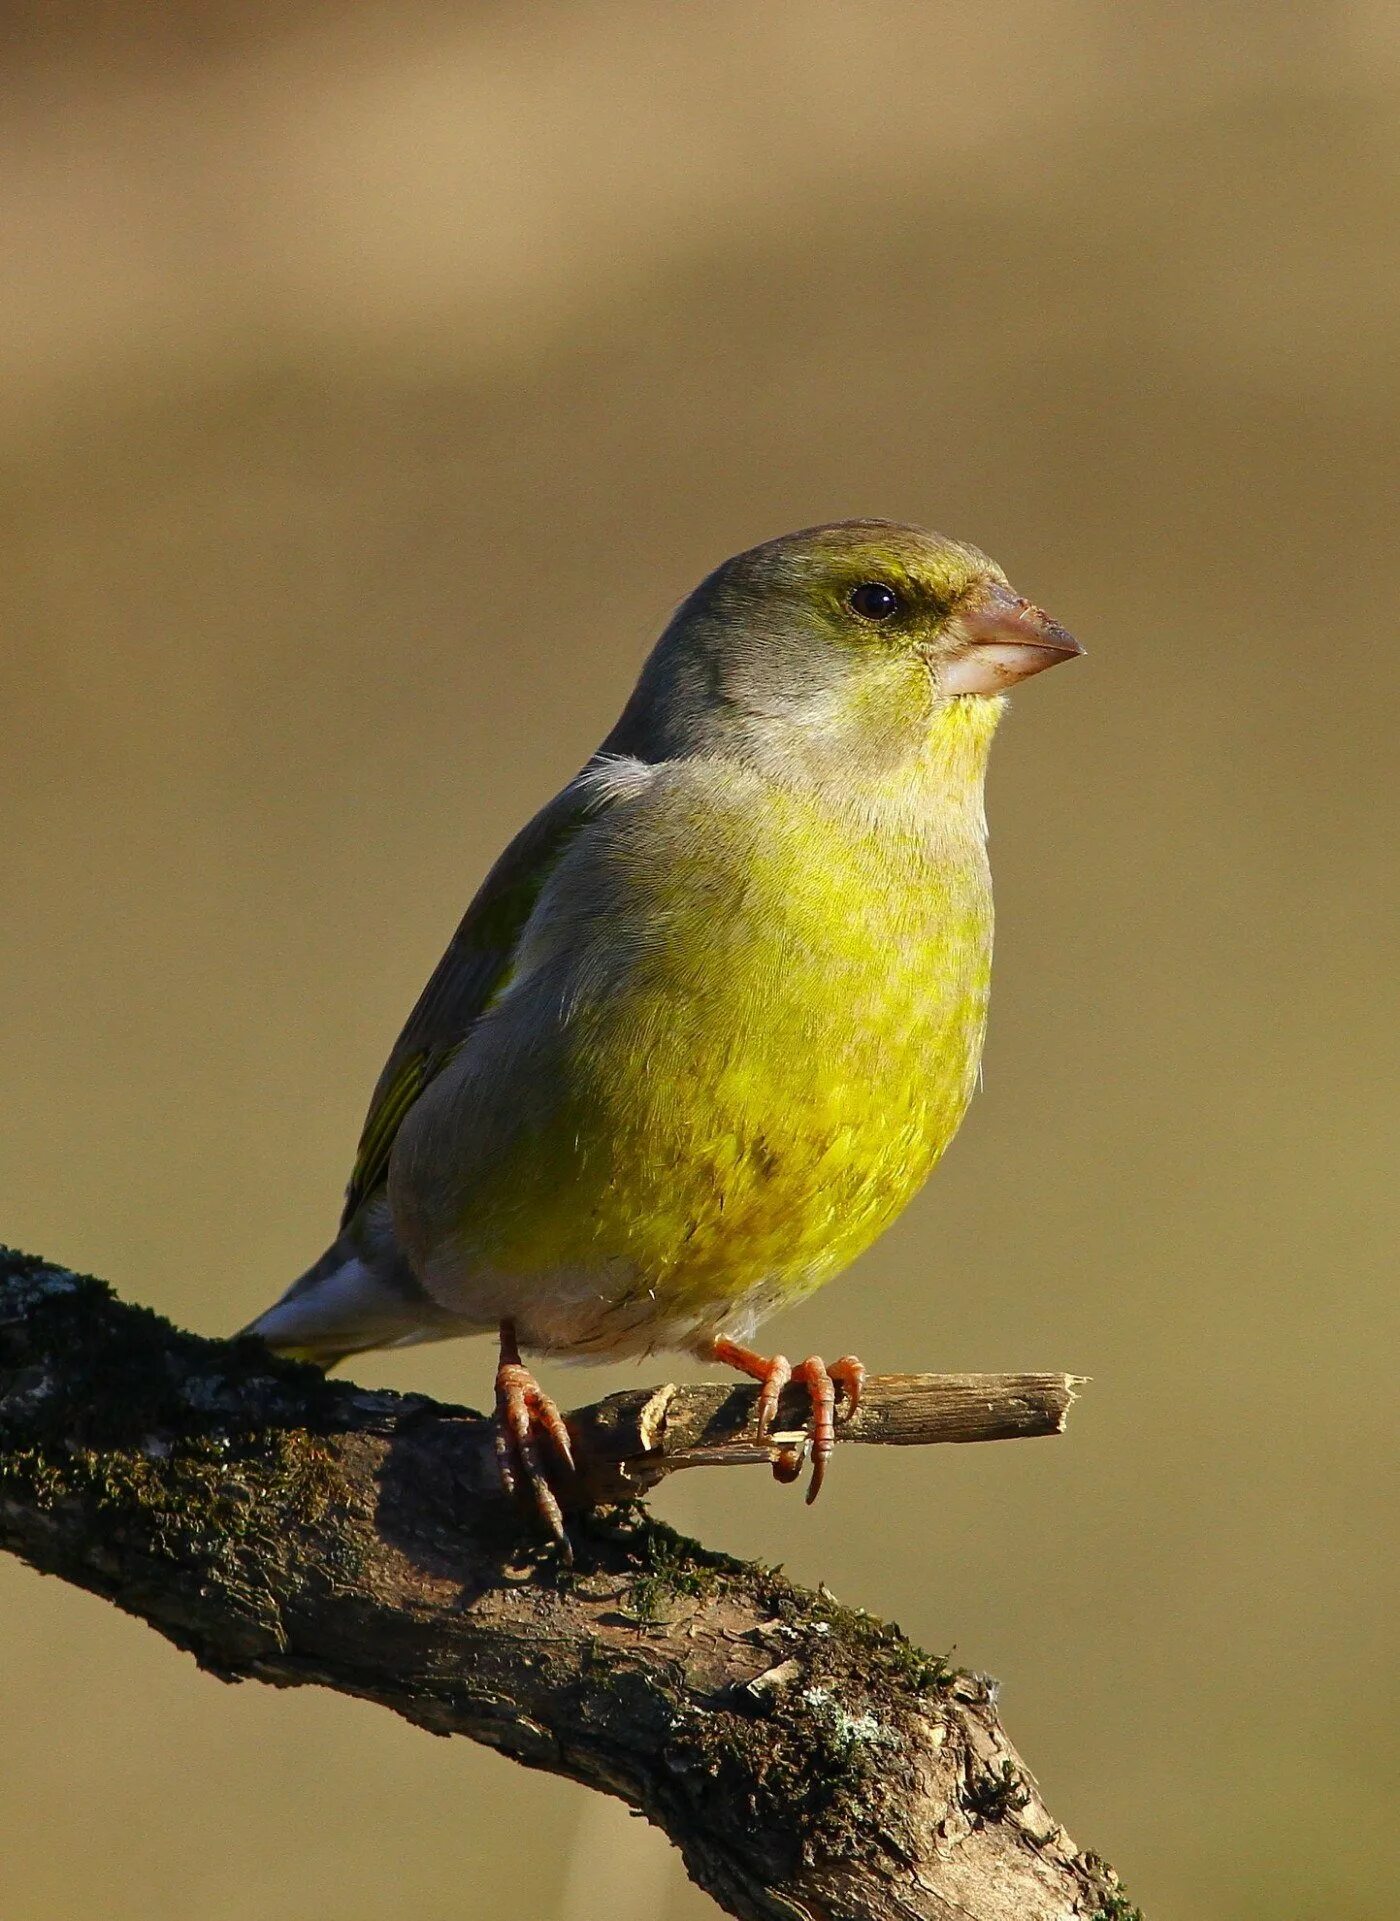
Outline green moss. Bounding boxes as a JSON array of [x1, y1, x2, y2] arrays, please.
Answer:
[[0, 1251, 370, 1625], [663, 1670, 902, 1868], [962, 1758, 1031, 1821], [763, 1581, 961, 1697], [1, 1425, 344, 1565], [613, 1557, 933, 1863], [829, 1610, 956, 1695], [1073, 1854, 1145, 1921], [1091, 1895, 1145, 1921], [0, 1445, 70, 1512], [624, 1518, 725, 1621]]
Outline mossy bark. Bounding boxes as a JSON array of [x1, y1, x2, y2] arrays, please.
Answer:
[[0, 1246, 1136, 1921]]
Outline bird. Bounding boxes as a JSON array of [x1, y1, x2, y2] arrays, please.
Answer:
[[243, 521, 1082, 1544]]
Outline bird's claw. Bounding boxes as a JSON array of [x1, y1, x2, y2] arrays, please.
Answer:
[[494, 1325, 575, 1557], [712, 1340, 865, 1502]]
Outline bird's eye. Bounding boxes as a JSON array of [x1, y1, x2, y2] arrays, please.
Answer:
[[848, 581, 901, 622]]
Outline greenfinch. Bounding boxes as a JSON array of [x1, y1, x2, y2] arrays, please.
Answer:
[[244, 522, 1081, 1538]]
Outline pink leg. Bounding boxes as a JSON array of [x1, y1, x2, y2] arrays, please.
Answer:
[[494, 1320, 576, 1552], [711, 1339, 866, 1503]]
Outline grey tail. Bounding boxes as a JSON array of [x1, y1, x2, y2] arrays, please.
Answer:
[[239, 1230, 461, 1369]]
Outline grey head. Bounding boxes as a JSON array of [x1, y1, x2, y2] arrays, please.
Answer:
[[602, 520, 1080, 778]]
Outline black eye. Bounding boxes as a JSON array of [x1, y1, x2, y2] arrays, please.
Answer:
[[848, 581, 901, 622]]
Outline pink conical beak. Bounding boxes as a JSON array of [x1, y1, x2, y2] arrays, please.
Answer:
[[939, 584, 1083, 695]]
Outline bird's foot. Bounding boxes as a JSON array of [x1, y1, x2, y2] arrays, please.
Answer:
[[710, 1339, 866, 1504], [494, 1321, 575, 1556]]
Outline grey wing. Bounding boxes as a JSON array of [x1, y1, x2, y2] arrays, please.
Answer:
[[340, 753, 655, 1227]]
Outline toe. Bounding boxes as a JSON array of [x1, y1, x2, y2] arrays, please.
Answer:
[[493, 1420, 519, 1499], [530, 1387, 577, 1473], [831, 1354, 866, 1422], [792, 1356, 836, 1505], [525, 1457, 571, 1556], [492, 1360, 574, 1554], [755, 1354, 792, 1442], [493, 1370, 529, 1498]]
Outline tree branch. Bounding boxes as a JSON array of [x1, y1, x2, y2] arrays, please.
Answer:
[[0, 1245, 1136, 1921], [569, 1369, 1080, 1500]]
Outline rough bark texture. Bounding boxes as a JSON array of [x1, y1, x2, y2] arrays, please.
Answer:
[[0, 1246, 1139, 1921]]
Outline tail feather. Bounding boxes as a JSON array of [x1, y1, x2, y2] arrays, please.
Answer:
[[240, 1235, 461, 1368]]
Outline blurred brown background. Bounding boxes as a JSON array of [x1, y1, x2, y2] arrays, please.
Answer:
[[2, 4, 1396, 1918]]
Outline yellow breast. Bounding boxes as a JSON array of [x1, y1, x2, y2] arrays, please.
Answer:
[[428, 699, 1000, 1354]]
